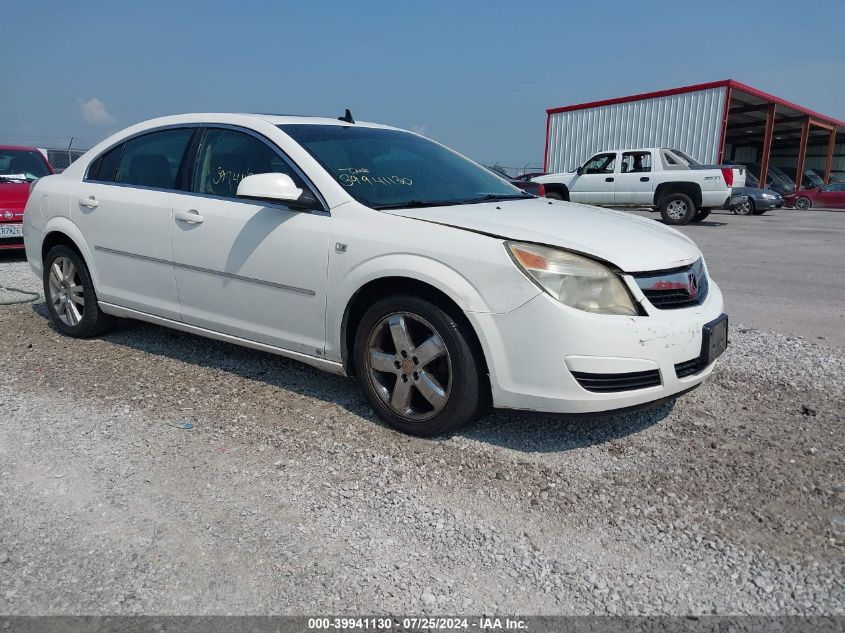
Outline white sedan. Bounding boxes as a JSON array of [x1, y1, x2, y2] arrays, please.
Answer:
[[23, 112, 727, 436]]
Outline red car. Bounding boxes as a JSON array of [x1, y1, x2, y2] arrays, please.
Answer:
[[786, 183, 845, 210], [0, 146, 55, 250]]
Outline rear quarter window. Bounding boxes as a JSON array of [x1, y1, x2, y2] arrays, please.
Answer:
[[87, 143, 124, 182]]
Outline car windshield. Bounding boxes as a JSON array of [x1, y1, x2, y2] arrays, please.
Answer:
[[764, 169, 793, 191], [768, 165, 796, 189], [0, 149, 51, 180], [805, 172, 825, 188], [279, 124, 529, 209]]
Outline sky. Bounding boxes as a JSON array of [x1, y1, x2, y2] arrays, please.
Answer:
[[3, 0, 844, 168]]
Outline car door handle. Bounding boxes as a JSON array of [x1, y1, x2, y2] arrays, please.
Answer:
[[175, 210, 204, 224], [605, 177, 614, 182], [79, 196, 99, 209], [640, 177, 650, 182]]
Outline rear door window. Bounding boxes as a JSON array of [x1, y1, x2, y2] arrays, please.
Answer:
[[621, 152, 651, 173], [114, 128, 195, 190]]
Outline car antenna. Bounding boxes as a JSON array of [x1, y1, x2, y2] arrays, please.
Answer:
[[338, 108, 355, 124]]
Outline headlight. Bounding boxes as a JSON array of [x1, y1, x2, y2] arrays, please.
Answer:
[[506, 242, 638, 315], [762, 193, 776, 200]]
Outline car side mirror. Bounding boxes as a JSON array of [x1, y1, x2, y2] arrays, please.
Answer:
[[236, 173, 316, 209], [576, 166, 585, 175]]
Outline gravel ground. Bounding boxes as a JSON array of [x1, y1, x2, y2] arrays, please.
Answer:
[[0, 278, 845, 614], [0, 255, 39, 305], [0, 249, 843, 615]]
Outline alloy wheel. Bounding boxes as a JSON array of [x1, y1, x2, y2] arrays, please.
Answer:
[[48, 256, 85, 327], [795, 197, 811, 210], [736, 200, 752, 215], [365, 312, 452, 422], [666, 200, 688, 220]]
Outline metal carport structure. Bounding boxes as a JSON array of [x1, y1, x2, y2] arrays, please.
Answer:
[[544, 80, 844, 191]]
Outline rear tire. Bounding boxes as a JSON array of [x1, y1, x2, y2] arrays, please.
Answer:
[[43, 244, 114, 338], [691, 208, 712, 222], [795, 196, 812, 210], [659, 193, 697, 225], [353, 295, 485, 437], [545, 190, 565, 201]]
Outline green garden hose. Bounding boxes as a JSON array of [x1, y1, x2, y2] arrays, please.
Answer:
[[0, 285, 40, 305]]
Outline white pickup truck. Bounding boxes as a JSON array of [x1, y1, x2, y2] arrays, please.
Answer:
[[533, 148, 745, 225]]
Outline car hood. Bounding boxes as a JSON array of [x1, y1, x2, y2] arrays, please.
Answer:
[[0, 182, 30, 208], [382, 198, 701, 273]]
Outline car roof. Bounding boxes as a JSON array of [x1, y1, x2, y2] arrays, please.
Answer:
[[244, 113, 398, 130], [110, 113, 404, 134]]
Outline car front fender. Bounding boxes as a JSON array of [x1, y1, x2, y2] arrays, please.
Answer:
[[325, 251, 538, 363]]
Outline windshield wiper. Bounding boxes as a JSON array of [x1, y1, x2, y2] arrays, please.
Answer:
[[458, 193, 534, 204], [373, 199, 465, 210]]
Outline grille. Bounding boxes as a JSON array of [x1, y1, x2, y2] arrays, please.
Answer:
[[674, 358, 702, 378], [571, 369, 661, 393], [643, 274, 709, 309], [635, 259, 708, 310]]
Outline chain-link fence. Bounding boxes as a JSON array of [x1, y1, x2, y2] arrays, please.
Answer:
[[42, 147, 89, 172]]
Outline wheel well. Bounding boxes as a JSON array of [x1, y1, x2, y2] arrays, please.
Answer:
[[41, 231, 82, 262], [542, 183, 569, 200], [654, 182, 702, 208], [341, 277, 489, 381]]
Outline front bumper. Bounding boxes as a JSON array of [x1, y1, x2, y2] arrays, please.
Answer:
[[755, 196, 783, 210], [728, 194, 783, 210], [468, 279, 725, 414]]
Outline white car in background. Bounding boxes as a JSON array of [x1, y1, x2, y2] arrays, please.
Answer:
[[23, 113, 727, 436]]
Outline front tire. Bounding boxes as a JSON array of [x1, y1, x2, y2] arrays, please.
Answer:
[[734, 198, 754, 215], [659, 193, 697, 225], [795, 196, 812, 210], [353, 295, 484, 437], [43, 245, 114, 338]]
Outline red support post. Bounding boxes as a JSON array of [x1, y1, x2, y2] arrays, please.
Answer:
[[718, 86, 732, 163], [758, 103, 776, 189], [543, 113, 551, 173], [794, 117, 810, 191], [824, 129, 837, 184]]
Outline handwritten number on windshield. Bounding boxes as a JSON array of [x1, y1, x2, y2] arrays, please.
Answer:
[[338, 167, 412, 187]]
